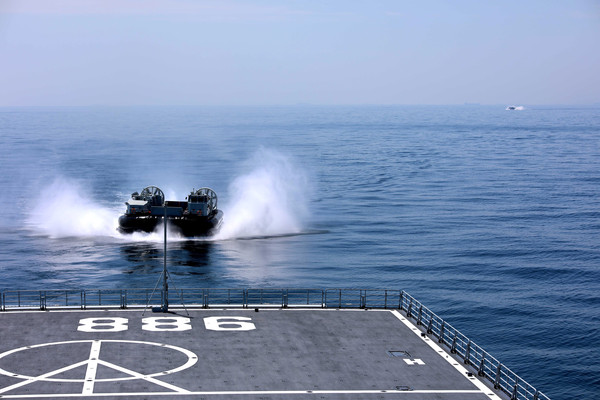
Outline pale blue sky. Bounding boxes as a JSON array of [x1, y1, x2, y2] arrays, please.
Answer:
[[1, 0, 598, 106]]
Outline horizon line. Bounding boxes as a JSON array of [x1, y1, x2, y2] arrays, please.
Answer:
[[1, 103, 599, 108]]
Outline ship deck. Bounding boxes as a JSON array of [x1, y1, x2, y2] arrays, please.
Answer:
[[0, 307, 507, 400]]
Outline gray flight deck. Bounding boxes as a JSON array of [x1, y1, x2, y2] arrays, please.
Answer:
[[0, 307, 509, 400]]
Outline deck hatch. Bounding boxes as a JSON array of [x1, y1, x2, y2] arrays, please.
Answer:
[[387, 350, 411, 358]]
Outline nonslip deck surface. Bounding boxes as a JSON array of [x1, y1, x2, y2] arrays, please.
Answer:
[[0, 308, 505, 399]]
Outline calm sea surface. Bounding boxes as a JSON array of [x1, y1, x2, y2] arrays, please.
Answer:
[[0, 105, 599, 399]]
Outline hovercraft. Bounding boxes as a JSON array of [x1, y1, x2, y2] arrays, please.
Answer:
[[118, 186, 223, 236]]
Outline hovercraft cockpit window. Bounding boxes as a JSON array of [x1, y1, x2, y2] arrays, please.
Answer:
[[190, 195, 209, 203]]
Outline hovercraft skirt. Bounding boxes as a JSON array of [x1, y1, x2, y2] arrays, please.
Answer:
[[118, 210, 223, 236]]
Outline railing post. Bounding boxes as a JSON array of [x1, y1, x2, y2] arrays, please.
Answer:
[[478, 355, 485, 377], [427, 317, 433, 334], [384, 290, 388, 309], [464, 340, 471, 364], [40, 291, 46, 310], [511, 378, 519, 400], [407, 299, 413, 318], [494, 364, 502, 389], [120, 290, 127, 309], [451, 333, 458, 354], [417, 306, 423, 325], [439, 321, 445, 344], [360, 291, 366, 309], [399, 291, 404, 310], [283, 289, 288, 308]]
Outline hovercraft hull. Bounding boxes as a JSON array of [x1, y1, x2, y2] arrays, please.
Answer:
[[118, 210, 223, 237]]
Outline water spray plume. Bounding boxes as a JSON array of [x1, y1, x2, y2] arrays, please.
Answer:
[[214, 149, 312, 240], [25, 178, 188, 243], [26, 178, 118, 238]]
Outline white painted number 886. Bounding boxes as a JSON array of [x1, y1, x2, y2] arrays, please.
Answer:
[[77, 316, 256, 332]]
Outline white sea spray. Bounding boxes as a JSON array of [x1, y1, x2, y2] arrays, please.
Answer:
[[213, 148, 312, 240]]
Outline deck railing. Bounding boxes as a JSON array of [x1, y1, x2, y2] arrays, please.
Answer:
[[0, 288, 549, 400]]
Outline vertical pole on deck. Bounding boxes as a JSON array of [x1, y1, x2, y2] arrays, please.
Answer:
[[163, 205, 168, 312]]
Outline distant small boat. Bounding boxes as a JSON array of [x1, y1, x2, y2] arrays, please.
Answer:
[[506, 105, 524, 110], [118, 186, 223, 236]]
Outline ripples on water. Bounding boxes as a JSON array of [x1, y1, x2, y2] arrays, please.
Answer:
[[0, 105, 599, 399]]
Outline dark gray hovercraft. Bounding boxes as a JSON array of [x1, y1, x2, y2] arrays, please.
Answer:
[[118, 186, 223, 236]]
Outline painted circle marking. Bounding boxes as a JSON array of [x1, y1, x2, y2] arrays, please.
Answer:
[[0, 339, 197, 382]]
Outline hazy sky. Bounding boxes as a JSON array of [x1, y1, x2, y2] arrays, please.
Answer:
[[1, 0, 598, 106]]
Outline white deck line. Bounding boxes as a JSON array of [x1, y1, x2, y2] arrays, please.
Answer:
[[82, 340, 101, 394], [0, 389, 484, 398], [0, 360, 89, 395], [390, 310, 502, 400]]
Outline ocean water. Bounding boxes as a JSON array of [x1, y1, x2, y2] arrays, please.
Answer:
[[0, 105, 599, 399]]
